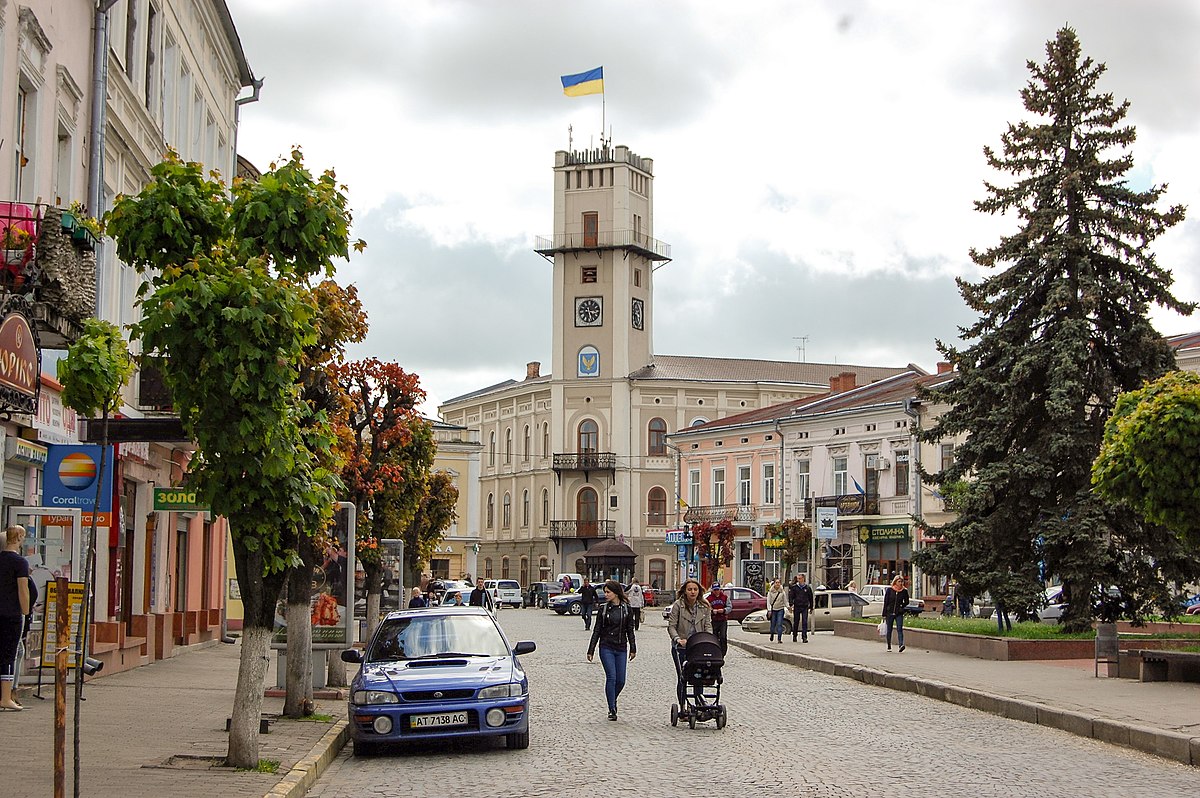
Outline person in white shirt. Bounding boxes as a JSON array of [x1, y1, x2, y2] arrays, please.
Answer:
[[625, 578, 645, 629]]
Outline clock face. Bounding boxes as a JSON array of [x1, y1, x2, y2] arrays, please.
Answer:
[[631, 298, 644, 331], [576, 297, 602, 326]]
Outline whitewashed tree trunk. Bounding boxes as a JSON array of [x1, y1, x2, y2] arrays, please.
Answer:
[[326, 651, 347, 688], [283, 601, 313, 717], [366, 592, 382, 639], [227, 626, 271, 768]]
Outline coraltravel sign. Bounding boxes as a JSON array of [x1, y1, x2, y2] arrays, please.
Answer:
[[44, 444, 115, 528]]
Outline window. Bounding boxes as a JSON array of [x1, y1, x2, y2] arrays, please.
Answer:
[[577, 487, 598, 536], [484, 558, 493, 579], [833, 457, 848, 496], [521, 490, 530, 527], [832, 593, 854, 608], [501, 557, 510, 579], [124, 0, 139, 79], [582, 266, 597, 283], [13, 84, 35, 200], [895, 451, 910, 496], [940, 443, 955, 473], [634, 268, 642, 287], [738, 465, 751, 506], [542, 423, 550, 457], [763, 463, 776, 505], [489, 432, 496, 466], [523, 425, 531, 459], [648, 558, 666, 591], [796, 460, 810, 500], [648, 418, 667, 456], [502, 493, 511, 528], [505, 428, 513, 464], [519, 557, 529, 587], [578, 419, 598, 453], [541, 489, 549, 526], [647, 487, 667, 525], [688, 469, 701, 508], [539, 556, 549, 580], [712, 468, 726, 506], [583, 212, 598, 247], [486, 494, 494, 528], [144, 4, 159, 111]]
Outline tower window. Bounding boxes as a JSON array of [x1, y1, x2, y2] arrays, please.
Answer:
[[583, 212, 598, 247]]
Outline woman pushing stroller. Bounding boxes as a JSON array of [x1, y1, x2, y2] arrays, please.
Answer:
[[666, 579, 712, 716]]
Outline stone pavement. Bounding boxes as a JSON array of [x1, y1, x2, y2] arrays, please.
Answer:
[[6, 640, 347, 798], [728, 624, 1200, 767]]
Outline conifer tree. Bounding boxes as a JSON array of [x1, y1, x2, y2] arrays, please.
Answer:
[[914, 27, 1195, 631]]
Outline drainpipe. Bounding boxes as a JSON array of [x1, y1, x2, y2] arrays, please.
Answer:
[[664, 440, 683, 590], [88, 1, 120, 316], [903, 398, 923, 599]]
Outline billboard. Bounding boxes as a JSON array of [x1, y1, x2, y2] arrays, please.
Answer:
[[43, 445, 114, 529], [271, 502, 356, 648]]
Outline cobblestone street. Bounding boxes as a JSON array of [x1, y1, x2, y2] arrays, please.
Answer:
[[307, 609, 1197, 796]]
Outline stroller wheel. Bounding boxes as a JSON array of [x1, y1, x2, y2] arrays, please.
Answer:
[[670, 704, 679, 727], [688, 712, 696, 730], [716, 706, 727, 730]]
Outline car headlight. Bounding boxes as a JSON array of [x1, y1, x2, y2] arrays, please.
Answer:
[[478, 682, 526, 699], [352, 690, 400, 705]]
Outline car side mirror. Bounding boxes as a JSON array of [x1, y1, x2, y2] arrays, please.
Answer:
[[513, 641, 536, 655], [340, 648, 364, 663]]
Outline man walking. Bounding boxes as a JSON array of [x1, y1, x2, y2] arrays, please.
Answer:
[[788, 573, 814, 642], [579, 577, 599, 630], [468, 581, 494, 613], [626, 577, 645, 629]]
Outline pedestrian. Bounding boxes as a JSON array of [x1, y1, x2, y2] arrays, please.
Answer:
[[468, 581, 494, 613], [626, 577, 645, 629], [766, 577, 787, 642], [561, 574, 573, 594], [707, 582, 730, 654], [883, 575, 910, 652], [846, 580, 858, 595], [408, 587, 427, 608], [957, 586, 972, 618], [580, 577, 599, 630], [666, 579, 712, 716], [586, 579, 637, 720], [1, 524, 31, 711], [788, 574, 815, 643]]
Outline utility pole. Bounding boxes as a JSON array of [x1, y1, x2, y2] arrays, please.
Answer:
[[792, 336, 809, 362]]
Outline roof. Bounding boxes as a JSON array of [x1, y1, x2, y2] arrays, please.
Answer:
[[214, 1, 255, 87], [584, 538, 637, 559], [1168, 331, 1200, 352], [628, 355, 917, 385]]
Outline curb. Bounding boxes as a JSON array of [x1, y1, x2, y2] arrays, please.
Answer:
[[730, 638, 1199, 768], [264, 719, 350, 798]]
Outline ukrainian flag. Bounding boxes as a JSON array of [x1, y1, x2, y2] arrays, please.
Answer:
[[561, 67, 604, 97]]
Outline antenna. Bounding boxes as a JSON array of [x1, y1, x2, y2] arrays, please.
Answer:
[[792, 336, 809, 362], [568, 124, 573, 151]]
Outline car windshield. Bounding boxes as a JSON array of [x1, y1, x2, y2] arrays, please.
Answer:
[[366, 613, 510, 662]]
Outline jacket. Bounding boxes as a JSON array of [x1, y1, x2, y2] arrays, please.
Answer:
[[707, 590, 731, 625], [588, 601, 636, 656], [667, 598, 712, 645], [788, 581, 814, 610], [580, 583, 599, 605], [883, 586, 910, 618], [767, 584, 788, 611], [626, 583, 645, 608], [468, 586, 493, 611]]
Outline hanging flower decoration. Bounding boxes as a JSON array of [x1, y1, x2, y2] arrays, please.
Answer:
[[765, 518, 812, 569], [694, 519, 736, 566]]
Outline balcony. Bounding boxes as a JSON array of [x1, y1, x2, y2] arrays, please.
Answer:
[[684, 504, 757, 524], [804, 494, 881, 517], [549, 520, 616, 541], [534, 229, 671, 262], [552, 452, 617, 482]]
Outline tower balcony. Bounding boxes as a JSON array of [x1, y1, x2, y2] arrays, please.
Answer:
[[534, 229, 671, 262], [549, 520, 616, 541]]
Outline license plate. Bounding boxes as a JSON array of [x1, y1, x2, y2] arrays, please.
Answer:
[[409, 711, 469, 729]]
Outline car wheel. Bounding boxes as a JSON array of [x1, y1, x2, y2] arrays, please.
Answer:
[[781, 619, 792, 635], [716, 706, 727, 730], [670, 703, 679, 727], [352, 738, 380, 757], [568, 602, 582, 616], [505, 730, 530, 750]]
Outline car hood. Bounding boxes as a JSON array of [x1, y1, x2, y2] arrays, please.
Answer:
[[355, 656, 522, 692]]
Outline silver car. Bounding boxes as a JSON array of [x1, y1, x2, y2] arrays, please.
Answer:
[[741, 590, 870, 634]]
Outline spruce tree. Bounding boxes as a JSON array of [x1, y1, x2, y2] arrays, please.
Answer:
[[914, 27, 1195, 631]]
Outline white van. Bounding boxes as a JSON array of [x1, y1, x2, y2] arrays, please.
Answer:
[[555, 573, 584, 592], [484, 579, 523, 609]]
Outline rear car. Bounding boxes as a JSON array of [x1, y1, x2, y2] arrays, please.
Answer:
[[660, 586, 767, 621], [742, 589, 872, 633], [525, 581, 561, 608], [484, 579, 523, 609], [341, 606, 536, 755]]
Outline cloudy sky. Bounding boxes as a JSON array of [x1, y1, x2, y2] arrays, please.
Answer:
[[230, 0, 1200, 414]]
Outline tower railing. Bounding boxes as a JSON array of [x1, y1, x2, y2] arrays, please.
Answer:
[[534, 229, 671, 261]]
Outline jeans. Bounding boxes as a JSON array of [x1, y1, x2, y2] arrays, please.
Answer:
[[582, 603, 594, 629], [598, 645, 627, 713], [769, 608, 786, 640], [791, 607, 810, 640], [886, 613, 905, 648], [712, 620, 728, 654], [631, 607, 642, 629]]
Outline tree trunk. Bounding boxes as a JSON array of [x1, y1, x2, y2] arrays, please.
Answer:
[[326, 651, 347, 688], [283, 542, 317, 718], [227, 625, 272, 768], [364, 561, 383, 640]]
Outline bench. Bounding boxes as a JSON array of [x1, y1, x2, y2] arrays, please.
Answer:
[[1124, 649, 1200, 683]]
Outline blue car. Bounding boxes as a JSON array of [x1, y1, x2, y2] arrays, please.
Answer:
[[340, 606, 536, 755]]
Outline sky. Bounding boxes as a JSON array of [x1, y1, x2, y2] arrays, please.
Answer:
[[230, 0, 1200, 415]]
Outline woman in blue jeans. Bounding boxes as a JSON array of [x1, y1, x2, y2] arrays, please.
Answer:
[[586, 579, 637, 720], [883, 575, 910, 652], [766, 578, 787, 642]]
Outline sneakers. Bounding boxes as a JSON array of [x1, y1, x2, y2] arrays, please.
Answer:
[[607, 711, 617, 721], [899, 645, 906, 653]]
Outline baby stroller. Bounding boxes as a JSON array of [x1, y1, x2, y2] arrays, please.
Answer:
[[670, 631, 727, 729]]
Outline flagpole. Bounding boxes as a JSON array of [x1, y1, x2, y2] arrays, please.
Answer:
[[602, 89, 606, 147]]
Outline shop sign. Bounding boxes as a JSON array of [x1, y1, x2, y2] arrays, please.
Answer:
[[762, 537, 786, 548], [5, 436, 47, 465], [153, 487, 208, 511], [0, 311, 38, 411], [35, 388, 79, 444], [665, 529, 690, 545], [859, 524, 911, 543], [43, 444, 114, 529], [816, 506, 838, 540]]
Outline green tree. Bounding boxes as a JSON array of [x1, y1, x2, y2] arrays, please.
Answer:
[[106, 150, 359, 767], [404, 470, 459, 581], [914, 28, 1195, 632], [765, 519, 812, 573], [1094, 371, 1200, 556]]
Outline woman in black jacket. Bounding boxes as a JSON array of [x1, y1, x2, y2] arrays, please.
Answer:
[[883, 575, 910, 652], [586, 579, 637, 720]]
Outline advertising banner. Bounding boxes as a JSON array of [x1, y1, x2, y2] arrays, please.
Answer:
[[271, 502, 356, 648], [816, 506, 838, 540], [43, 445, 114, 529], [39, 581, 87, 669]]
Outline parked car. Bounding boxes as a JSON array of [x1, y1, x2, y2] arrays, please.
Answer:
[[741, 589, 872, 634], [525, 581, 562, 608], [660, 587, 768, 622], [860, 597, 926, 618], [1187, 604, 1200, 616], [431, 580, 475, 606], [484, 579, 523, 609], [858, 584, 888, 603], [549, 590, 589, 615], [341, 606, 536, 755]]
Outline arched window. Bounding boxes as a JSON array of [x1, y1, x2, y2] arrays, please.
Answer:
[[647, 486, 667, 525], [505, 428, 513, 464], [577, 486, 598, 536], [519, 556, 529, 587], [486, 493, 494, 528], [542, 422, 550, 457], [501, 556, 510, 579], [484, 557, 494, 579], [523, 425, 531, 460], [541, 488, 549, 526], [521, 490, 530, 527], [578, 419, 598, 453], [502, 493, 512, 528], [489, 431, 496, 466], [539, 555, 549, 580], [649, 558, 667, 591], [648, 418, 668, 456]]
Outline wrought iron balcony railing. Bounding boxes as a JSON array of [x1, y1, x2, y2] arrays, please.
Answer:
[[549, 520, 616, 540], [683, 504, 757, 524], [534, 230, 671, 261], [803, 494, 880, 517], [552, 452, 618, 472]]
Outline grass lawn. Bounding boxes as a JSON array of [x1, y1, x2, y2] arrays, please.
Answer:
[[851, 616, 1200, 640]]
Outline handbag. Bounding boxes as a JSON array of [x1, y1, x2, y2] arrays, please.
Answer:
[[877, 619, 887, 637]]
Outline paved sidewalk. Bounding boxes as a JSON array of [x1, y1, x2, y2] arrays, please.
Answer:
[[729, 626, 1200, 767], [6, 641, 347, 798]]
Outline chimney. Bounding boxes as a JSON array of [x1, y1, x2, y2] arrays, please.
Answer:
[[839, 371, 856, 391], [829, 376, 840, 393], [525, 361, 541, 380], [937, 361, 952, 374]]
